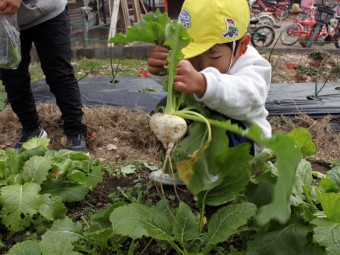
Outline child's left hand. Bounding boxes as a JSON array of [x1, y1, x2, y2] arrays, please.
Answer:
[[174, 60, 206, 97]]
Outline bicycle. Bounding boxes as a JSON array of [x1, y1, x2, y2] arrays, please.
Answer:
[[249, 17, 276, 47], [249, 0, 282, 28], [251, 0, 291, 20], [279, 6, 321, 45], [305, 1, 340, 48]]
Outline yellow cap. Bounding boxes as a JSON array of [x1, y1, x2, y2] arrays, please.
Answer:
[[178, 0, 250, 59]]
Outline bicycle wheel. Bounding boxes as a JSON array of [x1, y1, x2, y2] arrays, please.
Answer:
[[280, 24, 302, 45], [251, 25, 275, 47], [258, 15, 275, 27], [274, 6, 289, 20], [306, 24, 322, 48]]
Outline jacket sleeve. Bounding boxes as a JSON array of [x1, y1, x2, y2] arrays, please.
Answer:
[[195, 46, 271, 122]]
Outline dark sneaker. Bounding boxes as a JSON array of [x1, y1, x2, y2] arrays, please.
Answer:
[[67, 134, 89, 155], [14, 127, 48, 149]]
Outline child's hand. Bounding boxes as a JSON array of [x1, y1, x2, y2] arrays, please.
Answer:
[[147, 45, 169, 76], [0, 0, 22, 14], [174, 60, 206, 97]]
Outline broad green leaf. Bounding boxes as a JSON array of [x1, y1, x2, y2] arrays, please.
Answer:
[[86, 203, 125, 247], [120, 165, 137, 176], [110, 203, 173, 240], [247, 223, 311, 255], [85, 166, 103, 189], [173, 202, 199, 243], [21, 156, 51, 184], [67, 169, 87, 183], [45, 149, 74, 158], [207, 203, 257, 246], [69, 152, 90, 161], [40, 217, 82, 255], [320, 164, 340, 193], [202, 143, 252, 206], [312, 217, 340, 255], [6, 240, 41, 255], [19, 146, 46, 162], [287, 128, 316, 158], [256, 132, 302, 225], [39, 194, 67, 221], [251, 148, 274, 176], [51, 158, 73, 178], [22, 137, 50, 150], [109, 9, 170, 45], [41, 179, 89, 202], [317, 191, 340, 223], [291, 159, 313, 207], [246, 173, 276, 207], [0, 183, 42, 232], [5, 149, 21, 175], [301, 244, 325, 255]]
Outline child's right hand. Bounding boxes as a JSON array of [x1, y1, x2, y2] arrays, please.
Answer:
[[147, 45, 169, 76]]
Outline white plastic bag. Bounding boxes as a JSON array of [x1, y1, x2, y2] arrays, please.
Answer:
[[0, 14, 21, 69]]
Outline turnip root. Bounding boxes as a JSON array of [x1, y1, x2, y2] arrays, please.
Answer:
[[149, 113, 187, 150]]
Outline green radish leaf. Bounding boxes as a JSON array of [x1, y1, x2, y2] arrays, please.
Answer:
[[39, 194, 67, 221], [109, 9, 169, 45], [6, 240, 41, 255], [291, 159, 313, 207], [40, 217, 82, 255], [256, 132, 302, 225], [22, 137, 50, 150], [0, 183, 43, 232], [86, 203, 124, 248], [51, 158, 73, 178], [320, 163, 340, 193], [110, 203, 173, 241], [207, 203, 257, 246], [67, 169, 87, 183], [41, 179, 89, 202], [287, 127, 316, 158], [21, 155, 51, 184], [312, 217, 340, 255], [316, 191, 340, 223], [173, 202, 200, 242], [85, 165, 103, 189], [247, 223, 311, 255], [202, 143, 252, 206]]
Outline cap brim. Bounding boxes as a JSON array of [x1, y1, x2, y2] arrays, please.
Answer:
[[182, 42, 215, 59]]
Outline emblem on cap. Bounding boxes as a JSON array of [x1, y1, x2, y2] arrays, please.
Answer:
[[222, 18, 239, 39], [179, 10, 191, 28]]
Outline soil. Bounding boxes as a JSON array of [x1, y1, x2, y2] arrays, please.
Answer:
[[0, 49, 339, 254]]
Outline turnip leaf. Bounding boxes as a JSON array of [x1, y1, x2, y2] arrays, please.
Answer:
[[0, 183, 43, 232], [6, 240, 41, 255]]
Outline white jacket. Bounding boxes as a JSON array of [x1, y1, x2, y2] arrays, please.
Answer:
[[197, 45, 272, 153]]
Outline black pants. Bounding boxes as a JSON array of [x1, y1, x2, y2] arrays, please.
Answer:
[[1, 9, 86, 136]]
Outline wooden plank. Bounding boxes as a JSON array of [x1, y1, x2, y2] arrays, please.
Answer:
[[139, 0, 148, 14], [108, 0, 120, 47], [120, 0, 131, 29], [131, 0, 142, 22]]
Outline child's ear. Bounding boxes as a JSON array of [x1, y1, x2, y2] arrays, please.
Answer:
[[238, 34, 251, 56]]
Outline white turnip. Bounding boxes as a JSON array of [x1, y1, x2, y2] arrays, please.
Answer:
[[149, 112, 187, 150]]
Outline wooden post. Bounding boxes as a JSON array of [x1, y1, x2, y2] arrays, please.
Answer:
[[120, 0, 131, 29], [131, 0, 142, 22], [108, 0, 121, 47]]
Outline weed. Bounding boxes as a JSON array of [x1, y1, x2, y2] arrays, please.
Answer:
[[308, 50, 330, 60], [296, 65, 318, 76]]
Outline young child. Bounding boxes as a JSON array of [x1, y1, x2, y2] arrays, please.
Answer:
[[148, 0, 272, 184]]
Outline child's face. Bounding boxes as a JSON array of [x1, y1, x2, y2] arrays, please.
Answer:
[[188, 44, 235, 73]]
